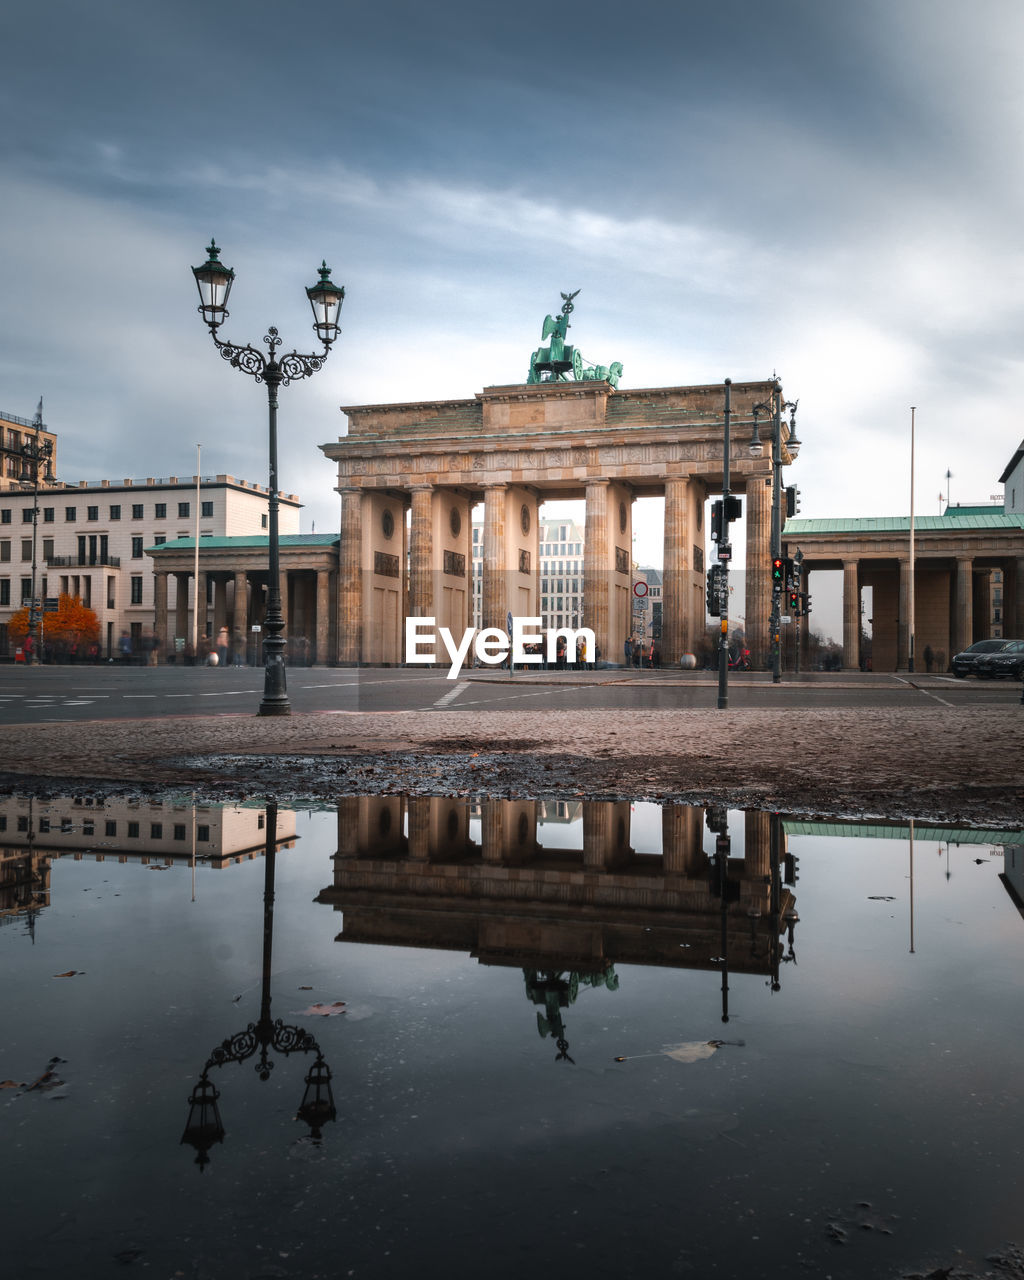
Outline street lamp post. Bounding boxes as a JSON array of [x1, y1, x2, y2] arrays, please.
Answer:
[[750, 381, 800, 683], [192, 242, 344, 716], [717, 378, 732, 709]]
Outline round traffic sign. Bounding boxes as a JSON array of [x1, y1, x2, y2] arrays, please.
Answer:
[[632, 580, 649, 597]]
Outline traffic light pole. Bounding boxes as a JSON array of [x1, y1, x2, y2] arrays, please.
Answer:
[[770, 386, 783, 684], [717, 379, 732, 710]]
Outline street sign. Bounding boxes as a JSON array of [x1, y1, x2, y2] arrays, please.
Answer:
[[506, 610, 513, 636], [632, 581, 648, 598], [718, 545, 731, 561]]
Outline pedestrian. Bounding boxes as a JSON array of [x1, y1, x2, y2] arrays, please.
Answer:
[[216, 626, 229, 668], [118, 631, 132, 664], [624, 636, 632, 667], [924, 644, 934, 673]]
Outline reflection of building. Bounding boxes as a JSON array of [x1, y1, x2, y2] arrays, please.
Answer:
[[0, 797, 297, 893], [999, 845, 1024, 919], [318, 798, 795, 984]]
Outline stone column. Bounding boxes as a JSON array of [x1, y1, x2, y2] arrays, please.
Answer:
[[898, 558, 912, 670], [174, 572, 189, 644], [407, 797, 432, 861], [582, 801, 612, 870], [1008, 558, 1024, 638], [662, 805, 703, 875], [153, 571, 168, 658], [195, 571, 208, 645], [335, 798, 361, 859], [480, 800, 505, 864], [842, 559, 860, 671], [482, 484, 507, 633], [743, 811, 771, 879], [315, 568, 330, 666], [662, 478, 691, 666], [338, 487, 363, 665], [409, 486, 434, 625], [213, 576, 228, 634], [745, 476, 772, 668], [584, 479, 610, 660], [953, 556, 974, 654], [232, 571, 248, 659]]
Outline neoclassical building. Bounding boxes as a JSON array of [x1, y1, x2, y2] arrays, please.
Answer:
[[320, 378, 787, 666]]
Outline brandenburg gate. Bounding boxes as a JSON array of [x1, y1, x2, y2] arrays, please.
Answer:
[[322, 296, 793, 666]]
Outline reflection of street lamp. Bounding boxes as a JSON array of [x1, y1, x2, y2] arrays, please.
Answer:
[[180, 802, 336, 1169], [191, 242, 345, 716], [750, 382, 800, 682]]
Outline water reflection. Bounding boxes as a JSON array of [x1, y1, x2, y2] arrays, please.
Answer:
[[317, 798, 801, 1055], [180, 801, 337, 1169]]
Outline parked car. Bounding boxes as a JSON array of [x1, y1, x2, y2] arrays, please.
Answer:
[[951, 638, 1012, 677], [973, 638, 1024, 680]]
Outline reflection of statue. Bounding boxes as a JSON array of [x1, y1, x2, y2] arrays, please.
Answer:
[[180, 802, 337, 1169], [523, 965, 619, 1063], [526, 291, 622, 388]]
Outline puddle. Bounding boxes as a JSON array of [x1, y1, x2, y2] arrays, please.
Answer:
[[2, 792, 1022, 1278]]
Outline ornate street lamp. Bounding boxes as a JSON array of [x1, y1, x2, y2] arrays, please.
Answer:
[[191, 242, 345, 715]]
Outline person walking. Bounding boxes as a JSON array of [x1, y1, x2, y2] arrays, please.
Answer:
[[118, 631, 133, 664]]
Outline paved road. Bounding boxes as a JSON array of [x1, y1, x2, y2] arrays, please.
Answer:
[[0, 662, 1019, 725]]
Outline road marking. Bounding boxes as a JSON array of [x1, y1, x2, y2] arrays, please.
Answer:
[[433, 681, 469, 707], [123, 695, 157, 699]]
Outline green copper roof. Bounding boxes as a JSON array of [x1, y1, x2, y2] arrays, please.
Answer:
[[785, 509, 1024, 535], [147, 533, 339, 552], [784, 820, 1022, 845]]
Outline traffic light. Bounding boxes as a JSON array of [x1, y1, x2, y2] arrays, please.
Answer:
[[710, 499, 724, 543], [724, 495, 742, 523], [787, 589, 799, 614], [801, 591, 812, 614], [771, 556, 784, 586], [785, 485, 801, 519], [706, 564, 724, 616]]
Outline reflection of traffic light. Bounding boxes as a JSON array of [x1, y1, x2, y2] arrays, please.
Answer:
[[784, 853, 799, 885], [771, 556, 784, 585]]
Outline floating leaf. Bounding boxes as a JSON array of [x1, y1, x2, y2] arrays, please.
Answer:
[[295, 1002, 347, 1017], [53, 970, 84, 978]]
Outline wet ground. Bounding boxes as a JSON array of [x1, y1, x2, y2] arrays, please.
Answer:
[[2, 794, 1023, 1279]]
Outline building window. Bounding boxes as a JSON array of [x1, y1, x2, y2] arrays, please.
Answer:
[[43, 539, 54, 559], [131, 536, 144, 559], [174, 824, 187, 841], [0, 580, 8, 605], [153, 535, 165, 545], [261, 514, 268, 528], [87, 505, 99, 521], [130, 576, 143, 605], [82, 820, 94, 836], [178, 502, 190, 518], [39, 817, 51, 833], [155, 503, 166, 519], [22, 509, 33, 523], [17, 815, 28, 832], [109, 505, 121, 520], [127, 822, 140, 839], [103, 820, 116, 836], [65, 507, 76, 522], [20, 577, 31, 601], [43, 507, 54, 522], [201, 501, 214, 518], [0, 542, 8, 563], [21, 539, 32, 561], [132, 504, 144, 519], [197, 824, 210, 842], [150, 823, 163, 839], [0, 510, 9, 524]]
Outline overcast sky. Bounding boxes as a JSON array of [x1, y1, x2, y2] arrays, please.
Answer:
[[3, 0, 1022, 589]]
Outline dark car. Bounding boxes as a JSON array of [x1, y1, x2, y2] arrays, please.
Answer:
[[973, 638, 1024, 680], [951, 638, 1012, 677]]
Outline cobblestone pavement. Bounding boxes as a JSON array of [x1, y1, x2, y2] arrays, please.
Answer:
[[1, 701, 1021, 824]]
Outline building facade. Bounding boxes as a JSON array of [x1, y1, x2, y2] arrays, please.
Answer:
[[0, 463, 299, 659]]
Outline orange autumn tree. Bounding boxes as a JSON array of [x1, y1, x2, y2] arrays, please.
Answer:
[[8, 593, 100, 656]]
